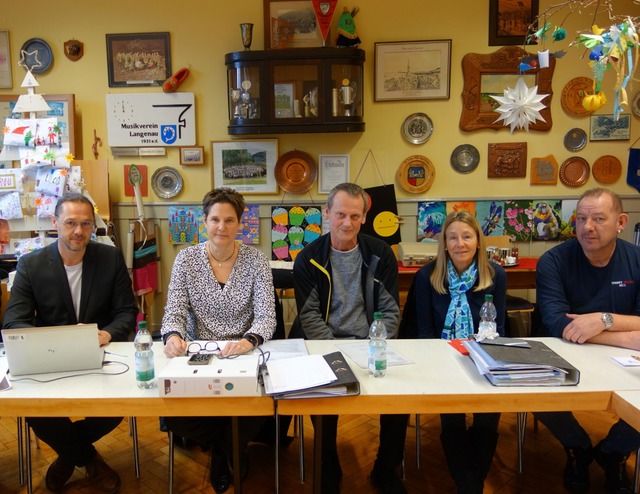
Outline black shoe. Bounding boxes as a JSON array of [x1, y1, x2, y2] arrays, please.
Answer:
[[321, 459, 343, 494], [371, 462, 407, 494], [210, 453, 232, 494], [84, 453, 121, 494], [45, 457, 75, 492], [563, 446, 593, 493], [594, 442, 633, 494]]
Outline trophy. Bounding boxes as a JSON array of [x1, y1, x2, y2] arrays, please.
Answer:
[[240, 23, 253, 50], [229, 88, 241, 118], [339, 79, 357, 116]]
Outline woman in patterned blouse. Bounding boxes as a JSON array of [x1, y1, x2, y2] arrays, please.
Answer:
[[161, 187, 276, 494]]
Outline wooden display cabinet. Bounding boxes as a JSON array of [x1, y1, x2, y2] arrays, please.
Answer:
[[225, 47, 365, 135]]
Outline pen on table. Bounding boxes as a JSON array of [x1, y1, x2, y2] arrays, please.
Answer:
[[631, 355, 640, 361]]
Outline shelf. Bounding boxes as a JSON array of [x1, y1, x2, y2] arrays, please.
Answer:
[[225, 47, 365, 135]]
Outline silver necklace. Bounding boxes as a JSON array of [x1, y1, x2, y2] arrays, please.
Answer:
[[207, 242, 236, 267]]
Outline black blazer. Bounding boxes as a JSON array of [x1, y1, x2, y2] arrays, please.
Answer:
[[3, 241, 137, 342]]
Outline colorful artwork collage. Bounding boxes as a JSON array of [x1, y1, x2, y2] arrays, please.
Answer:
[[167, 205, 260, 245], [271, 205, 323, 261], [418, 199, 578, 242]]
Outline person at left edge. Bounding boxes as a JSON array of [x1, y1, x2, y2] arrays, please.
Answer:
[[161, 187, 276, 494], [3, 193, 137, 494]]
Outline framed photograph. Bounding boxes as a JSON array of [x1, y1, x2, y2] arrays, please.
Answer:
[[589, 114, 631, 141], [212, 139, 279, 194], [489, 0, 539, 46], [105, 32, 171, 87], [179, 146, 204, 165], [264, 0, 323, 49], [0, 94, 76, 156], [274, 83, 294, 118], [318, 154, 349, 194], [374, 40, 451, 101], [0, 31, 11, 88]]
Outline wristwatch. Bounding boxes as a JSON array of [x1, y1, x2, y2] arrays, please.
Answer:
[[601, 312, 614, 330]]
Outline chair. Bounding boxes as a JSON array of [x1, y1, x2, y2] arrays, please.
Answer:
[[166, 288, 290, 494], [21, 417, 140, 494]]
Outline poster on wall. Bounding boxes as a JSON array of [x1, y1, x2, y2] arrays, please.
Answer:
[[360, 185, 402, 246], [504, 200, 533, 242], [417, 201, 446, 242], [271, 205, 322, 261], [560, 199, 578, 240], [476, 200, 505, 237], [446, 201, 475, 216], [168, 205, 260, 245], [531, 199, 561, 241]]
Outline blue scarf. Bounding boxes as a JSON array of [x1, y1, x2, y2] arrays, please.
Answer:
[[442, 259, 478, 340]]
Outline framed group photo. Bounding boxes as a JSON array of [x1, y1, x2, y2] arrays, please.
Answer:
[[179, 146, 205, 165], [212, 139, 279, 194], [105, 32, 171, 87], [264, 0, 323, 49], [489, 0, 539, 46], [374, 40, 451, 102]]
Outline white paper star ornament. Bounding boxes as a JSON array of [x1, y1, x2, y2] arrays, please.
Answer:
[[490, 77, 548, 133]]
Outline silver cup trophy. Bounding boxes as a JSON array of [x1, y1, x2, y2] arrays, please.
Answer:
[[240, 23, 253, 50], [229, 89, 241, 118], [339, 79, 357, 116]]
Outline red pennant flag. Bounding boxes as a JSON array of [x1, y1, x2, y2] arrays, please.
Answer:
[[311, 0, 338, 45]]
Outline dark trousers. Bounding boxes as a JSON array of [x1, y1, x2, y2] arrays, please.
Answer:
[[27, 416, 123, 467], [535, 411, 640, 456], [163, 416, 267, 455], [440, 413, 501, 494], [312, 414, 408, 469]]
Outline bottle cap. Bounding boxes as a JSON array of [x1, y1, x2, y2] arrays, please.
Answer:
[[138, 320, 148, 330], [373, 312, 383, 320], [484, 294, 493, 302]]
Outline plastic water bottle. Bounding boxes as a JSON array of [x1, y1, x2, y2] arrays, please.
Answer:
[[478, 294, 498, 339], [368, 312, 387, 378], [134, 320, 156, 389]]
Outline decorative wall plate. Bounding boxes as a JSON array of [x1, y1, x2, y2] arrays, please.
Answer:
[[560, 77, 594, 117], [592, 155, 622, 184], [396, 155, 435, 193], [559, 157, 590, 187], [151, 167, 183, 198], [450, 144, 480, 173], [274, 150, 317, 194], [20, 38, 53, 74], [563, 128, 587, 152], [401, 113, 433, 144]]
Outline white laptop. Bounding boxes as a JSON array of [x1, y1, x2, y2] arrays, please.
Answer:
[[1, 324, 104, 376]]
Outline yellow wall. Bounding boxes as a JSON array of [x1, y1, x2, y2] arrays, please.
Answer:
[[2, 0, 639, 203], [2, 0, 640, 327]]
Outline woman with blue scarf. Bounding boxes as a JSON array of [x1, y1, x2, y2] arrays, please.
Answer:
[[415, 211, 506, 493]]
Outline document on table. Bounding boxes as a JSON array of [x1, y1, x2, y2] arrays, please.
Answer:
[[258, 338, 308, 361], [611, 355, 640, 367], [334, 341, 413, 369], [0, 348, 11, 391], [262, 354, 337, 395]]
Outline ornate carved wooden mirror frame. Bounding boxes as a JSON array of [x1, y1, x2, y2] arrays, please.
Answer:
[[459, 46, 555, 132]]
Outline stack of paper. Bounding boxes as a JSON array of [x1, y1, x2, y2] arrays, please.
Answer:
[[262, 351, 359, 399], [462, 338, 580, 387]]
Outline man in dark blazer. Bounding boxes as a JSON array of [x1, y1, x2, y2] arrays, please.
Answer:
[[3, 193, 137, 494]]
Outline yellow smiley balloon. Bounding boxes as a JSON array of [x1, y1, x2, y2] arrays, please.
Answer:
[[373, 211, 399, 237]]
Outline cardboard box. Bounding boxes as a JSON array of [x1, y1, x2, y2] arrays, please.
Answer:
[[158, 355, 261, 397]]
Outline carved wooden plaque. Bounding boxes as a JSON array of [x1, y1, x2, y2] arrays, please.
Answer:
[[488, 142, 527, 178], [460, 46, 555, 132], [530, 155, 558, 185]]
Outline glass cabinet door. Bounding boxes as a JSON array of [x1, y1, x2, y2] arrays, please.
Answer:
[[227, 64, 261, 120], [331, 64, 363, 118]]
